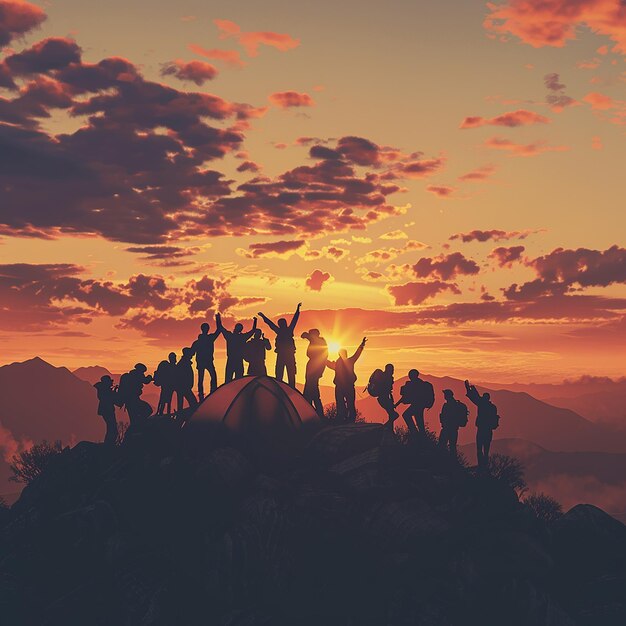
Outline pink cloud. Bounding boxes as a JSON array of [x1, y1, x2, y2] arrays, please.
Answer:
[[458, 164, 497, 182], [484, 0, 626, 55], [161, 60, 218, 85], [0, 0, 46, 46], [460, 109, 550, 129], [269, 91, 314, 108], [188, 44, 246, 68], [484, 136, 570, 156], [305, 269, 333, 291], [214, 18, 300, 57], [426, 184, 455, 198]]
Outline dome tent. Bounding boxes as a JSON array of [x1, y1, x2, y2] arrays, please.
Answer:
[[183, 376, 321, 460]]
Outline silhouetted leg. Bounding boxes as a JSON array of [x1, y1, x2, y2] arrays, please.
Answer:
[[345, 387, 357, 422], [449, 429, 458, 457], [225, 361, 234, 383], [335, 387, 346, 422], [197, 365, 206, 399], [438, 428, 447, 449], [482, 429, 493, 468], [177, 390, 184, 415], [275, 355, 285, 382], [103, 412, 117, 445], [286, 356, 296, 388], [415, 408, 426, 434], [403, 407, 419, 437], [208, 362, 217, 392], [184, 388, 197, 410], [164, 388, 173, 414]]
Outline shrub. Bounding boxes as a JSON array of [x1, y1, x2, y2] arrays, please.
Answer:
[[9, 440, 63, 485], [488, 453, 527, 496], [523, 493, 563, 524], [116, 421, 129, 445], [323, 403, 364, 423]]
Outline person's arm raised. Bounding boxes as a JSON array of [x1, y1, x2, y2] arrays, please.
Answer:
[[289, 302, 302, 331], [242, 317, 257, 340], [351, 337, 367, 362], [258, 312, 280, 333]]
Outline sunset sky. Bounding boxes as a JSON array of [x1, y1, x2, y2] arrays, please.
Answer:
[[1, 0, 625, 383]]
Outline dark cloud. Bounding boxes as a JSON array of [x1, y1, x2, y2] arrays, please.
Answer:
[[305, 269, 332, 291], [489, 245, 526, 267], [412, 252, 480, 281], [387, 280, 461, 305], [241, 240, 306, 259], [449, 229, 542, 243], [0, 0, 46, 46], [4, 38, 81, 75], [161, 60, 218, 85]]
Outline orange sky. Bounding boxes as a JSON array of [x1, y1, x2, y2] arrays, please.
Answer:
[[0, 0, 625, 383]]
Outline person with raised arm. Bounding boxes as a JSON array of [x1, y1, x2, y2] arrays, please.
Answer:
[[190, 320, 221, 399], [258, 302, 301, 387], [326, 337, 367, 423], [220, 314, 257, 382]]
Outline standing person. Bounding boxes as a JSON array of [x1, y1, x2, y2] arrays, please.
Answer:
[[367, 364, 399, 428], [395, 369, 435, 438], [93, 375, 119, 445], [301, 329, 328, 416], [154, 352, 177, 415], [220, 315, 257, 382], [438, 389, 468, 458], [117, 363, 153, 427], [465, 380, 499, 470], [244, 329, 272, 376], [191, 320, 221, 399], [175, 347, 198, 416], [326, 337, 367, 423], [258, 302, 301, 387]]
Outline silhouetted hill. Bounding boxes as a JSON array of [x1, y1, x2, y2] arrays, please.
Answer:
[[461, 438, 626, 522], [357, 374, 626, 453], [72, 365, 115, 386], [1, 423, 624, 625], [0, 358, 102, 493]]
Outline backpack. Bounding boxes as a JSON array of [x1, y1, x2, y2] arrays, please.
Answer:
[[367, 369, 385, 397], [484, 402, 500, 430], [117, 372, 134, 406], [421, 381, 435, 409], [453, 400, 469, 427], [153, 360, 169, 387]]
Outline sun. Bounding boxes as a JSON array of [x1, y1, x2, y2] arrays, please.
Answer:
[[327, 339, 342, 355]]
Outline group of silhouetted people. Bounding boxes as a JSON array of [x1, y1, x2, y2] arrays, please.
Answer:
[[94, 302, 501, 469]]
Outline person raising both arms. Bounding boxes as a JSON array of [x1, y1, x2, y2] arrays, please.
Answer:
[[220, 314, 257, 382], [258, 302, 301, 388]]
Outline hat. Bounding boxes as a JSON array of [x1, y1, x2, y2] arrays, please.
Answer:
[[100, 375, 113, 383]]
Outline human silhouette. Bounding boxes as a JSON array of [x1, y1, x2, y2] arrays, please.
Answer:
[[395, 369, 434, 437], [191, 321, 221, 399], [93, 375, 118, 445], [368, 364, 398, 427], [258, 303, 301, 387], [154, 352, 177, 415], [244, 329, 272, 376], [301, 328, 328, 416], [117, 363, 153, 427], [327, 337, 366, 423], [438, 389, 468, 457], [175, 347, 198, 416], [220, 314, 257, 382], [465, 380, 499, 470]]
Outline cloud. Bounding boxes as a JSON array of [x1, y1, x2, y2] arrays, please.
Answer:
[[213, 18, 300, 57], [425, 184, 455, 198], [387, 280, 461, 305], [460, 109, 550, 128], [484, 136, 570, 156], [380, 230, 408, 240], [355, 240, 428, 266], [269, 91, 314, 108], [0, 0, 46, 46], [188, 44, 246, 68], [484, 0, 626, 55], [238, 239, 305, 259], [4, 37, 81, 76], [489, 245, 526, 267], [305, 269, 333, 291], [161, 60, 218, 85], [542, 72, 578, 111], [412, 252, 480, 280], [583, 91, 619, 109], [544, 73, 566, 91], [450, 228, 543, 243], [458, 164, 497, 182], [236, 160, 261, 173]]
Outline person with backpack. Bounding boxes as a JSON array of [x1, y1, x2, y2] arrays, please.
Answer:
[[244, 329, 272, 376], [326, 337, 367, 423], [301, 328, 328, 417], [221, 315, 257, 382], [154, 352, 177, 415], [191, 320, 222, 399], [93, 375, 119, 445], [118, 363, 153, 427], [175, 347, 198, 417], [258, 303, 301, 388], [395, 369, 434, 438], [465, 379, 499, 470], [368, 364, 399, 428], [438, 389, 468, 457]]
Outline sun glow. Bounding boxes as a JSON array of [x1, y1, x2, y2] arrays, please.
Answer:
[[327, 340, 342, 355]]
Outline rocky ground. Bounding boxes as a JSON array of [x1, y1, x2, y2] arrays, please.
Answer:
[[0, 420, 625, 626]]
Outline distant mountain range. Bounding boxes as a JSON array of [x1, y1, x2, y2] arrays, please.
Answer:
[[2, 358, 626, 511]]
